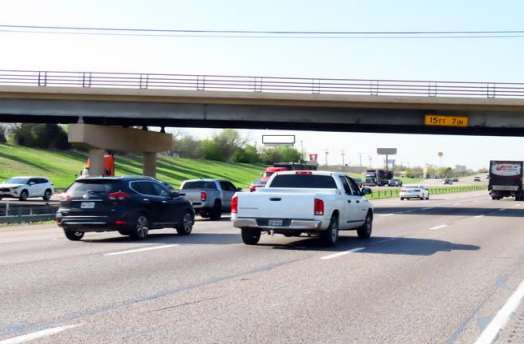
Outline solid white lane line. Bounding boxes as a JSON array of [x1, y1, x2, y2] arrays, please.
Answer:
[[320, 247, 365, 260], [474, 215, 485, 218], [473, 278, 524, 344], [104, 244, 179, 256], [429, 224, 448, 230], [0, 324, 80, 344], [379, 213, 395, 217]]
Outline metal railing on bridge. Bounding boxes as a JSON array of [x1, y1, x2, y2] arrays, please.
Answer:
[[0, 69, 524, 99]]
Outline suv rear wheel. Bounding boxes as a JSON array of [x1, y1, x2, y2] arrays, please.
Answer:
[[176, 211, 194, 235], [130, 215, 149, 240], [64, 230, 84, 241]]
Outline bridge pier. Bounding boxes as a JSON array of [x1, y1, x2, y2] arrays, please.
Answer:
[[68, 124, 173, 178]]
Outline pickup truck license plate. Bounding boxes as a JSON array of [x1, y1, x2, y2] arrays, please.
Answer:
[[80, 202, 95, 209], [268, 219, 284, 227]]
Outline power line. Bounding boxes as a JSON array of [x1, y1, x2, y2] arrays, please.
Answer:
[[1, 24, 524, 39]]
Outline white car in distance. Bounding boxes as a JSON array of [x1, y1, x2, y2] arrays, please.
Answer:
[[0, 176, 54, 201], [400, 185, 430, 200]]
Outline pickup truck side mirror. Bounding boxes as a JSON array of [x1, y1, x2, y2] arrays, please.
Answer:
[[361, 187, 372, 195], [171, 191, 185, 198]]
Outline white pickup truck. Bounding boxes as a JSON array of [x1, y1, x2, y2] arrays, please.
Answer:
[[231, 171, 373, 246]]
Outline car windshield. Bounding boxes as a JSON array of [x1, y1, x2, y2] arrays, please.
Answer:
[[269, 174, 337, 188], [6, 177, 29, 184], [67, 180, 119, 197]]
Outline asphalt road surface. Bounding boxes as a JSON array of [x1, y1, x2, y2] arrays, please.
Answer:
[[1, 191, 524, 344]]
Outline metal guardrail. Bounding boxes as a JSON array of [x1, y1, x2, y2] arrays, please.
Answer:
[[0, 69, 524, 99]]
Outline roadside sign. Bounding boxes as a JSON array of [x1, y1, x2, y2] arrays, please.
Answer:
[[425, 114, 469, 127], [308, 153, 318, 162], [377, 148, 397, 155]]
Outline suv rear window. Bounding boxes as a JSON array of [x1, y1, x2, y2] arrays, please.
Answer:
[[269, 175, 337, 188], [67, 180, 120, 198], [182, 181, 217, 190]]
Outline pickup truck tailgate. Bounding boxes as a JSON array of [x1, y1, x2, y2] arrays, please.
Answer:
[[237, 191, 317, 219], [183, 190, 203, 203]]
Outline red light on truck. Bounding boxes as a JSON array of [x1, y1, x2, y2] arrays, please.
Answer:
[[201, 191, 207, 201], [314, 198, 324, 216], [231, 195, 238, 214]]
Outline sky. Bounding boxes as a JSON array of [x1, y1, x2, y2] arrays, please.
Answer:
[[1, 0, 524, 169]]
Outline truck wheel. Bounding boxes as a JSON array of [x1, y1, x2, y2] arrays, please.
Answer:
[[210, 201, 222, 220], [357, 212, 373, 239], [176, 211, 194, 235], [64, 230, 84, 241], [321, 214, 339, 246], [241, 228, 261, 245], [130, 214, 149, 240]]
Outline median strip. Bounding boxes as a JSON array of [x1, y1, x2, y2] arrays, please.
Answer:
[[429, 224, 448, 230], [320, 247, 365, 260], [0, 324, 80, 344], [104, 244, 179, 256]]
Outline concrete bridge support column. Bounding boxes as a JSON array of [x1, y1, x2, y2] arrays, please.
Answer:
[[143, 152, 157, 177], [88, 148, 106, 176]]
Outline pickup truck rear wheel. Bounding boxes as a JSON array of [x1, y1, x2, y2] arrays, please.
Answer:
[[241, 228, 261, 245], [321, 215, 339, 246], [357, 212, 373, 239], [210, 201, 222, 220]]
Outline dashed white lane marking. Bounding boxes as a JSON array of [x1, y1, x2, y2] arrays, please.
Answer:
[[429, 224, 448, 230], [0, 324, 80, 344], [473, 215, 485, 218], [104, 244, 179, 256], [320, 247, 365, 260], [473, 278, 524, 344]]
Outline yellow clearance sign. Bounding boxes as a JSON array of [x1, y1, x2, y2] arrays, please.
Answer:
[[424, 114, 469, 127]]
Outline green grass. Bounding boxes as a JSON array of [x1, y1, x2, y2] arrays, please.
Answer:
[[0, 144, 265, 189]]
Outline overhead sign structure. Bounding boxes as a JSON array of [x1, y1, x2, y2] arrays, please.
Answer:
[[377, 148, 397, 155], [425, 114, 469, 127]]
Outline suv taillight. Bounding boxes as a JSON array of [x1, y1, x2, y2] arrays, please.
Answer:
[[201, 191, 207, 201], [231, 195, 238, 214], [108, 191, 129, 201], [314, 198, 324, 216]]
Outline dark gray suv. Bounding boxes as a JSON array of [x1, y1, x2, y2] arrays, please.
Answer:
[[56, 176, 194, 241]]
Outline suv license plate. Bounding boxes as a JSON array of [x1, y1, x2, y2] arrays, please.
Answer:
[[268, 219, 284, 227], [80, 202, 95, 209]]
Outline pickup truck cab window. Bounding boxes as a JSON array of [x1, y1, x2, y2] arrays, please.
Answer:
[[182, 181, 217, 190], [339, 176, 353, 195], [346, 177, 361, 195], [269, 174, 337, 188]]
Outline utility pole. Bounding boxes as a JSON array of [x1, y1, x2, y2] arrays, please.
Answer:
[[359, 153, 363, 168], [324, 150, 329, 166], [368, 155, 372, 168], [341, 150, 345, 167]]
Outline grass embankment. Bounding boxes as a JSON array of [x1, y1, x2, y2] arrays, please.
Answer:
[[0, 144, 264, 189], [367, 185, 487, 200]]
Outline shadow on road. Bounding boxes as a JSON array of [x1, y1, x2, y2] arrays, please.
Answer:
[[374, 206, 524, 217], [265, 235, 480, 256]]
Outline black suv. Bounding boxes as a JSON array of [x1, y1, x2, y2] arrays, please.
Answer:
[[56, 176, 194, 241]]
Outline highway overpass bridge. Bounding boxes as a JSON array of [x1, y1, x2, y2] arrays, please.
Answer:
[[1, 70, 524, 136]]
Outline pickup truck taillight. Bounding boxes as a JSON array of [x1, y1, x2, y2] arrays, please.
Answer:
[[201, 191, 207, 201], [314, 198, 324, 216], [108, 191, 129, 201], [231, 195, 238, 214]]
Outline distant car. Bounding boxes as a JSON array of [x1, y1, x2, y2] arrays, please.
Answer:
[[443, 178, 454, 185], [181, 179, 240, 220], [249, 179, 267, 192], [388, 179, 402, 187], [0, 176, 54, 201], [474, 176, 481, 182], [400, 185, 430, 200], [56, 176, 194, 241], [452, 178, 459, 182]]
